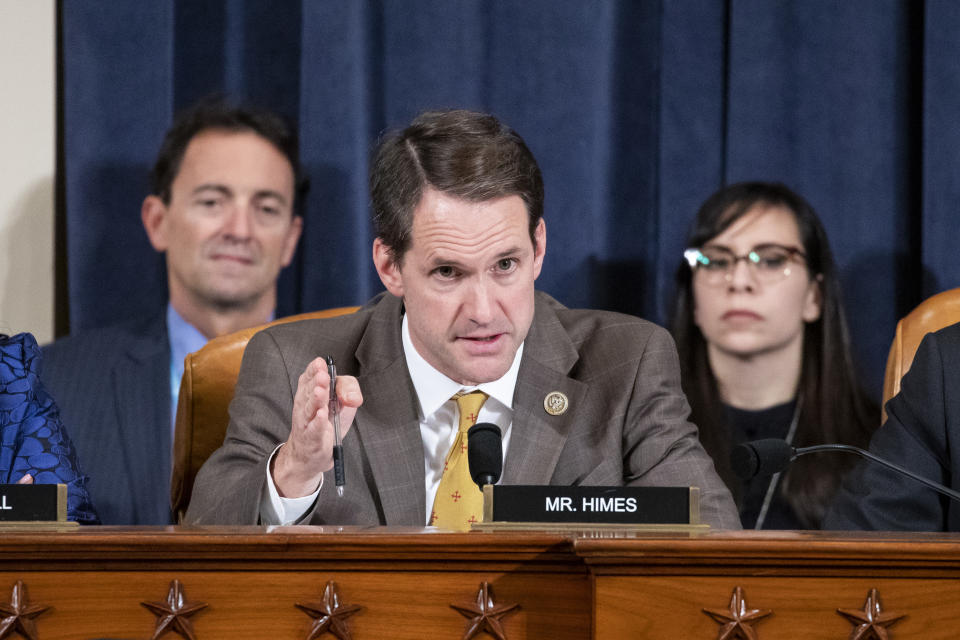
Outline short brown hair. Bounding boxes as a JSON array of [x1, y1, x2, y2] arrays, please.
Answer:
[[370, 109, 544, 263], [151, 97, 304, 211]]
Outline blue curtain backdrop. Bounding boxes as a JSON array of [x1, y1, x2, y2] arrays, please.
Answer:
[[60, 0, 960, 398]]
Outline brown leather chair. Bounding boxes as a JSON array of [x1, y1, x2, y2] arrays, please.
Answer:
[[882, 287, 960, 421], [171, 306, 360, 520]]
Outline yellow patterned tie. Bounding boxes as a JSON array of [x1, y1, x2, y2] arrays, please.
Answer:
[[430, 391, 489, 530]]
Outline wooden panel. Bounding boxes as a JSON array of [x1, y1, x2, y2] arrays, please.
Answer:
[[4, 527, 960, 639], [0, 570, 590, 639], [596, 576, 953, 639], [576, 530, 960, 577], [0, 527, 590, 639]]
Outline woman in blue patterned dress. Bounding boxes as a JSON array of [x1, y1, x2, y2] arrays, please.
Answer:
[[0, 332, 98, 523]]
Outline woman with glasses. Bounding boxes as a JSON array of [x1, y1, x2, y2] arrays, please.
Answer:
[[670, 182, 877, 529]]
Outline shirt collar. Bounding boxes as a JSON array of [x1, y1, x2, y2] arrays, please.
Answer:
[[401, 314, 523, 419], [167, 303, 209, 377], [167, 304, 277, 364]]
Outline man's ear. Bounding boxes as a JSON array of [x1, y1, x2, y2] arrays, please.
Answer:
[[373, 238, 404, 297], [532, 218, 546, 279], [279, 215, 303, 268], [141, 195, 170, 252]]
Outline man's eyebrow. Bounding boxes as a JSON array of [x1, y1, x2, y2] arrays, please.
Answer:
[[191, 183, 232, 197], [427, 255, 466, 269], [494, 246, 524, 259], [252, 189, 289, 206], [190, 184, 289, 207], [426, 246, 525, 269]]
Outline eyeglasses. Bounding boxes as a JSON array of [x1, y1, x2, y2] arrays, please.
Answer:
[[684, 243, 808, 286]]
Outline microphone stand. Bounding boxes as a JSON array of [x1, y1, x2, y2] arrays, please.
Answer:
[[794, 443, 960, 503]]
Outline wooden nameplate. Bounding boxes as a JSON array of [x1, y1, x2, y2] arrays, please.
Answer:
[[474, 485, 707, 532]]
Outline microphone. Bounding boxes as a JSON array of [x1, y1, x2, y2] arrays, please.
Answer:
[[732, 438, 960, 503], [467, 422, 503, 488], [731, 439, 794, 479]]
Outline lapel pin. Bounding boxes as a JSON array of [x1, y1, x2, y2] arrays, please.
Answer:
[[543, 391, 569, 416]]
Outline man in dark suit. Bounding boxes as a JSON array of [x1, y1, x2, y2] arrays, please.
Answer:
[[824, 323, 960, 531], [186, 109, 740, 530], [41, 101, 303, 524]]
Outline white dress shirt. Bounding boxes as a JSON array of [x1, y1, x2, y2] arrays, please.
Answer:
[[260, 314, 520, 525]]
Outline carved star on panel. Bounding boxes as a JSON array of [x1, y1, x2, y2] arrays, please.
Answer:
[[0, 581, 50, 640], [450, 582, 519, 640], [837, 588, 906, 640], [702, 586, 772, 640], [295, 581, 363, 640], [140, 579, 208, 640]]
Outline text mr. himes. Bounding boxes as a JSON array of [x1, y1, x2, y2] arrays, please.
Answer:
[[545, 497, 638, 512]]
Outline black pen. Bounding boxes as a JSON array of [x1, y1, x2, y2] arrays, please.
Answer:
[[326, 355, 345, 497]]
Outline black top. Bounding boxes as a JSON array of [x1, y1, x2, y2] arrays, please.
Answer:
[[725, 399, 805, 529]]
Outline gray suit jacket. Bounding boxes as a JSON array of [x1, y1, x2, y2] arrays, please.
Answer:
[[186, 292, 740, 529], [41, 314, 174, 524]]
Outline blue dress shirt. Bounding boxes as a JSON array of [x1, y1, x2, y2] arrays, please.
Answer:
[[166, 304, 209, 438]]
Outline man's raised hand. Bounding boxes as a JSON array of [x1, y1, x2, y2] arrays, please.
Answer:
[[271, 357, 362, 497]]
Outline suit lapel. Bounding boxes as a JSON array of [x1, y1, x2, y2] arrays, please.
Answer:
[[352, 295, 426, 526], [503, 294, 587, 485], [346, 293, 588, 518], [112, 314, 171, 523]]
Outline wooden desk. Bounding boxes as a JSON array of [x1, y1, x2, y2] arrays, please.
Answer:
[[1, 527, 958, 639]]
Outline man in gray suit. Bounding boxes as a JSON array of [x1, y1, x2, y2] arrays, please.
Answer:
[[186, 109, 739, 530], [41, 101, 303, 524]]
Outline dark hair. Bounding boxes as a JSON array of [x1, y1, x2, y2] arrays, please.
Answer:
[[370, 109, 544, 263], [150, 97, 304, 210], [669, 181, 879, 528]]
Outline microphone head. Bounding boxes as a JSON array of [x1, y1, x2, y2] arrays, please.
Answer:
[[731, 438, 795, 480], [467, 422, 503, 488]]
